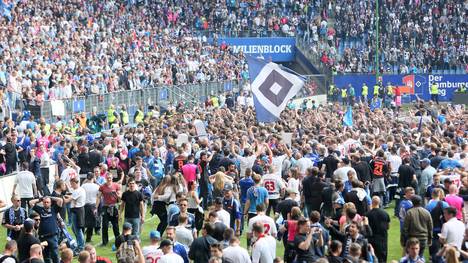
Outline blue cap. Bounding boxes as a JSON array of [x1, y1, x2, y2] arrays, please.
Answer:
[[150, 230, 161, 240]]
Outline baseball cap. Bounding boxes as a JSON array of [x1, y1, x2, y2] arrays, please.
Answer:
[[123, 222, 133, 230], [149, 230, 161, 240], [158, 239, 173, 249], [223, 183, 233, 192]]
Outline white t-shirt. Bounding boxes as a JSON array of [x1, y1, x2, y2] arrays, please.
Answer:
[[251, 235, 276, 263], [217, 209, 231, 228], [333, 166, 355, 182], [440, 217, 465, 249], [238, 155, 256, 178], [142, 245, 163, 263], [247, 214, 277, 237], [158, 253, 184, 263], [271, 155, 287, 177], [262, 173, 285, 200], [15, 171, 36, 198], [223, 245, 252, 263], [296, 157, 313, 175], [81, 182, 100, 204], [388, 154, 402, 174], [70, 187, 86, 208]]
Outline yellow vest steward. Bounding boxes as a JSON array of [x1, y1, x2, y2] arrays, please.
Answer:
[[121, 111, 129, 125], [341, 89, 347, 98], [135, 110, 144, 123], [107, 109, 116, 123], [430, 84, 439, 95], [362, 85, 368, 96]]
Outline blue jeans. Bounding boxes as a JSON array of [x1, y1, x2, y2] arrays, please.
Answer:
[[125, 218, 141, 236], [42, 235, 59, 263], [71, 211, 84, 250]]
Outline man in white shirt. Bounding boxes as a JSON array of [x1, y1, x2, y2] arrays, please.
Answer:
[[251, 222, 276, 263], [247, 204, 277, 241], [262, 166, 285, 216], [296, 152, 314, 176], [158, 239, 184, 263], [12, 162, 37, 210], [223, 236, 251, 263], [440, 207, 465, 250], [232, 145, 259, 178], [142, 231, 163, 263], [214, 198, 230, 228], [67, 177, 86, 251], [81, 173, 100, 243]]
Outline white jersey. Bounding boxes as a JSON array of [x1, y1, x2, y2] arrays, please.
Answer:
[[238, 155, 256, 178], [262, 173, 284, 200], [217, 209, 231, 228], [60, 167, 80, 188], [247, 214, 277, 237], [142, 245, 163, 263], [251, 235, 276, 263]]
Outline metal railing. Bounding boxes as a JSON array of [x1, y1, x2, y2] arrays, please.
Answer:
[[40, 80, 244, 122]]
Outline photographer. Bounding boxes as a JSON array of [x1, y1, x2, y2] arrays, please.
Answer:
[[29, 196, 64, 263], [293, 217, 324, 262]]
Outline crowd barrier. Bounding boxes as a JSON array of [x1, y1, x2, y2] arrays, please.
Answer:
[[39, 81, 243, 123]]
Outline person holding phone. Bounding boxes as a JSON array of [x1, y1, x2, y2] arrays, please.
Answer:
[[293, 217, 324, 263], [96, 173, 121, 246]]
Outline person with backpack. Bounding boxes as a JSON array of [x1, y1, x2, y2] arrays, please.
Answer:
[[115, 222, 138, 252], [0, 240, 18, 263]]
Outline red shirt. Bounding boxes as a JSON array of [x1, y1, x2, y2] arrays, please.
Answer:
[[99, 183, 121, 206]]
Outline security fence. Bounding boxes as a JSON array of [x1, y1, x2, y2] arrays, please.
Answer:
[[39, 80, 244, 122]]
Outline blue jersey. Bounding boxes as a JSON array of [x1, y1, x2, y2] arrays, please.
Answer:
[[399, 199, 413, 229], [246, 186, 268, 214]]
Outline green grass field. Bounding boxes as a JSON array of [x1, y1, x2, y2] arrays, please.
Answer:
[[0, 202, 411, 262]]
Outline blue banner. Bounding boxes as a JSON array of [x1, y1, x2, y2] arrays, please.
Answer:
[[333, 74, 468, 102], [217, 37, 296, 62]]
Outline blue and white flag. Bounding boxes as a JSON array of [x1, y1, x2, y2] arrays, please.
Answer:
[[343, 106, 353, 127], [247, 56, 304, 122]]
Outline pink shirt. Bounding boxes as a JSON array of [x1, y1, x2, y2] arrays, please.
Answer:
[[445, 194, 464, 220], [182, 163, 197, 184]]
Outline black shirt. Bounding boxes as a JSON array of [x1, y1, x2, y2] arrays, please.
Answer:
[[51, 191, 65, 218], [398, 164, 415, 188], [276, 199, 298, 220], [353, 161, 372, 183], [17, 233, 40, 262], [303, 176, 327, 211], [2, 207, 25, 240], [294, 232, 319, 262], [121, 190, 143, 219], [321, 155, 339, 179], [365, 208, 390, 239]]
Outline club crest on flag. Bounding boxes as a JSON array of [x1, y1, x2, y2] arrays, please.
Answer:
[[247, 56, 304, 122]]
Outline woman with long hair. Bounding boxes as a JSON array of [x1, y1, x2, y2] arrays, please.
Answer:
[[210, 169, 234, 200], [186, 180, 203, 231], [279, 206, 302, 263], [444, 246, 460, 263], [151, 175, 177, 234]]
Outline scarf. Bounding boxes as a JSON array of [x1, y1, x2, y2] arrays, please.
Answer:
[[8, 206, 25, 238]]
